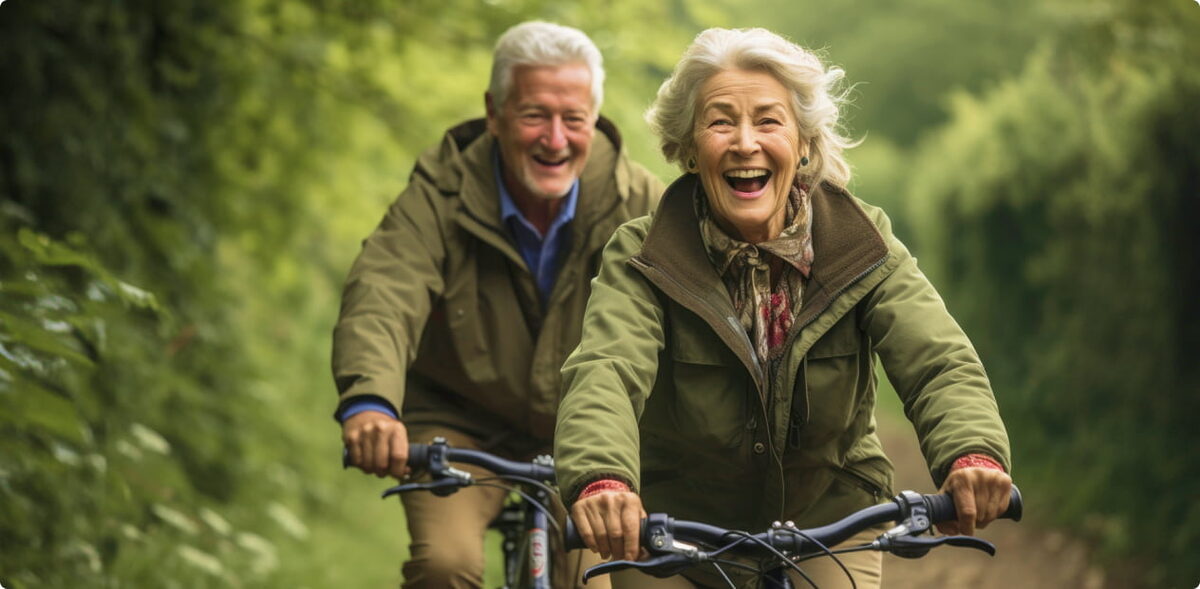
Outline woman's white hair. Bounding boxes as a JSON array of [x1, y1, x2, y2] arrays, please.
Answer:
[[647, 28, 857, 189], [488, 21, 605, 114]]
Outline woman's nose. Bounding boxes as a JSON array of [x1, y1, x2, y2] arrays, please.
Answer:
[[731, 123, 759, 156]]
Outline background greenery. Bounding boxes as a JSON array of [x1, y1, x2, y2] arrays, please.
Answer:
[[1, 0, 1196, 586]]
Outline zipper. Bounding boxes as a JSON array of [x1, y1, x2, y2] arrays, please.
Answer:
[[839, 465, 885, 501]]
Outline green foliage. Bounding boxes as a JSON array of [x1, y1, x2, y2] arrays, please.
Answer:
[[904, 1, 1200, 584], [4, 0, 1195, 585], [0, 0, 716, 586], [716, 0, 1053, 145], [0, 218, 272, 587], [0, 0, 410, 585]]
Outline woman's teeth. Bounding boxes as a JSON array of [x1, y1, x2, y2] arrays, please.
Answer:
[[724, 169, 770, 192]]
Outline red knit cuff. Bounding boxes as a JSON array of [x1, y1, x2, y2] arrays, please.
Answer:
[[578, 479, 631, 500], [951, 453, 1005, 473]]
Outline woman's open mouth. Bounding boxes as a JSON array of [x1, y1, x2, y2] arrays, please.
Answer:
[[724, 169, 771, 198]]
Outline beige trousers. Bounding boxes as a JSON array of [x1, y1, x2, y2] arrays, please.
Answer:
[[399, 426, 607, 589], [609, 525, 884, 589]]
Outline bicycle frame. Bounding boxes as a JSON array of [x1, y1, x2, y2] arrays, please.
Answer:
[[489, 462, 555, 588]]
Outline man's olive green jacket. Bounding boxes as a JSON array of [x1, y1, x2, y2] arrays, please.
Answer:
[[332, 117, 662, 445], [554, 174, 1010, 530]]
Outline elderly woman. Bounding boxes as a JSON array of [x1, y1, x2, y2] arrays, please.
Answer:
[[553, 28, 1012, 588]]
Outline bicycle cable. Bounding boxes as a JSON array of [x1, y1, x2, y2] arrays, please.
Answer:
[[474, 474, 559, 499], [709, 560, 737, 588], [722, 530, 820, 589], [698, 528, 767, 587], [803, 543, 875, 558], [472, 480, 563, 536], [777, 528, 856, 589]]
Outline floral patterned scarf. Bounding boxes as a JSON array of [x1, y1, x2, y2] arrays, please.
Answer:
[[696, 178, 814, 365]]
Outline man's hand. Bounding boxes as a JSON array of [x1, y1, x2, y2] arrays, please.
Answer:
[[571, 490, 646, 562], [936, 466, 1013, 536], [342, 411, 409, 479]]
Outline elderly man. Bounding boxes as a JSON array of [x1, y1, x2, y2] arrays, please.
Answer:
[[333, 21, 663, 588]]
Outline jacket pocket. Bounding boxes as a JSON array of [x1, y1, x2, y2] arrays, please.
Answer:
[[441, 252, 501, 383], [666, 317, 748, 450], [798, 313, 867, 445]]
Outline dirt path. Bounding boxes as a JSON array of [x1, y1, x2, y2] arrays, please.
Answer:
[[876, 415, 1114, 589]]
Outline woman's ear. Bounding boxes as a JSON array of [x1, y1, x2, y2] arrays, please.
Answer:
[[682, 146, 699, 173], [798, 140, 814, 170]]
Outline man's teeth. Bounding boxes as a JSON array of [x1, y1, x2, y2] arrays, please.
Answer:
[[724, 169, 769, 179]]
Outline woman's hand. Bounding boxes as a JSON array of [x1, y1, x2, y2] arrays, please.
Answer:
[[936, 466, 1013, 536], [571, 489, 647, 562]]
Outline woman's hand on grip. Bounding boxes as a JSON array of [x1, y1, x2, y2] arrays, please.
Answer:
[[936, 466, 1012, 536], [571, 490, 646, 562]]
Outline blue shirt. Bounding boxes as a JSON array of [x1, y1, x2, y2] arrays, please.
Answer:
[[339, 155, 579, 424], [495, 155, 579, 304]]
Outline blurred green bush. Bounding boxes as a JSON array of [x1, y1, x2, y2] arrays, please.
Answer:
[[902, 2, 1200, 584], [2, 0, 1196, 586]]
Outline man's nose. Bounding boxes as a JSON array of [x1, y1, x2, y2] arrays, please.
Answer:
[[542, 117, 569, 152]]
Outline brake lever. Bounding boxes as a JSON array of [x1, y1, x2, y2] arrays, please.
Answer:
[[582, 554, 697, 582], [874, 534, 996, 559], [381, 478, 467, 499], [937, 535, 997, 555]]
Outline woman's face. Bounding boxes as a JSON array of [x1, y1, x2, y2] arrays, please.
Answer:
[[693, 69, 805, 244]]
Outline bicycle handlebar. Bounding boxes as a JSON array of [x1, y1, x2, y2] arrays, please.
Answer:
[[564, 485, 1022, 555], [405, 441, 556, 482]]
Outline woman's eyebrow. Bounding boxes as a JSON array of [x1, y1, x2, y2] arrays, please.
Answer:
[[753, 101, 788, 114], [700, 100, 788, 114], [701, 101, 735, 113]]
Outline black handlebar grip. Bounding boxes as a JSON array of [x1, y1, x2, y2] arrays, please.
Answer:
[[345, 444, 430, 470], [564, 517, 586, 551], [926, 485, 1023, 524], [407, 443, 429, 468]]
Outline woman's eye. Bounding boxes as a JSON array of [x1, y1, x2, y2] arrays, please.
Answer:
[[760, 118, 781, 126], [709, 119, 733, 127]]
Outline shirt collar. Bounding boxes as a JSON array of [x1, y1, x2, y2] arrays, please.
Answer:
[[494, 151, 579, 230]]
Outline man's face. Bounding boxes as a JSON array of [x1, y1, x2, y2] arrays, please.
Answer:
[[487, 63, 595, 202]]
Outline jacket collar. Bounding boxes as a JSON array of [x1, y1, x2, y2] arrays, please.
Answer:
[[631, 174, 890, 388]]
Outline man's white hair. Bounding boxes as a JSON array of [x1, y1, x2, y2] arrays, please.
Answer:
[[647, 28, 857, 189], [488, 21, 605, 114]]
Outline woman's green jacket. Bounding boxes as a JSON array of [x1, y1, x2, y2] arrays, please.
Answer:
[[554, 174, 1011, 530]]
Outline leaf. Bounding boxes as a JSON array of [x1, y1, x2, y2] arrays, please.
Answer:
[[15, 229, 163, 314], [151, 503, 199, 535], [0, 378, 86, 445], [0, 309, 95, 368]]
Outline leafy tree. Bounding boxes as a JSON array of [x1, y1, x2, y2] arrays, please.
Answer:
[[904, 1, 1200, 584]]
